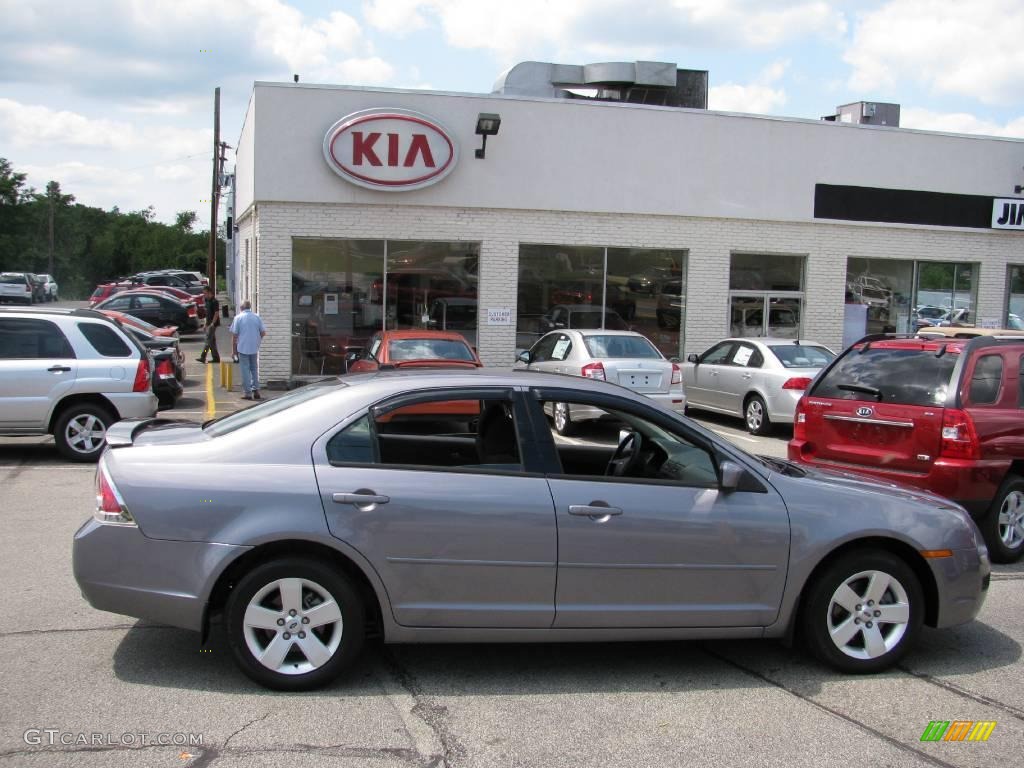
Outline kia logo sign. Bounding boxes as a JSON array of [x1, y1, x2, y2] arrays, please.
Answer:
[[856, 406, 874, 417], [323, 109, 458, 191]]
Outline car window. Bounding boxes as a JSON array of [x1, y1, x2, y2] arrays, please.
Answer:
[[135, 296, 161, 308], [78, 322, 132, 357], [731, 344, 761, 367], [0, 318, 75, 359], [813, 347, 959, 406], [967, 354, 1003, 406], [768, 344, 835, 368], [550, 334, 572, 361], [1, 273, 29, 285], [537, 397, 717, 487], [327, 396, 521, 470], [203, 379, 348, 436], [583, 334, 661, 359], [701, 342, 735, 365], [367, 336, 382, 360], [387, 338, 475, 362], [531, 334, 560, 363], [1019, 356, 1024, 408], [104, 297, 131, 310]]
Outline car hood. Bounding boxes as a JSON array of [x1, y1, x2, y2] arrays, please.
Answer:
[[105, 417, 209, 448]]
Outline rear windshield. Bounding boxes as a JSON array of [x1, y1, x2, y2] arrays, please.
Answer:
[[768, 344, 835, 368], [583, 335, 661, 359], [388, 338, 475, 361], [812, 347, 959, 406], [1, 273, 27, 284]]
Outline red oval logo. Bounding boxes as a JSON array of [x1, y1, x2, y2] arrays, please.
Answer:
[[323, 109, 458, 191]]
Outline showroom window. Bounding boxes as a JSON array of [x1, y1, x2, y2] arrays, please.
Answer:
[[1007, 266, 1024, 330], [728, 253, 804, 338], [516, 244, 687, 360], [291, 238, 479, 376]]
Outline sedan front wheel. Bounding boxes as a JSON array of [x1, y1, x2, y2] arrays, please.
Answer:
[[226, 558, 365, 690], [802, 550, 922, 674]]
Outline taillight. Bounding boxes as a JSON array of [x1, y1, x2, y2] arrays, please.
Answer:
[[793, 398, 808, 441], [187, 303, 197, 317], [156, 359, 175, 379], [782, 377, 812, 390], [940, 408, 981, 460], [132, 356, 151, 392], [582, 361, 606, 380], [95, 460, 135, 526], [671, 363, 682, 385]]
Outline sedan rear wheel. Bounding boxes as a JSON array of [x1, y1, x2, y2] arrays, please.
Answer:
[[226, 558, 364, 691], [553, 402, 575, 436], [982, 475, 1024, 563], [744, 395, 771, 436], [802, 550, 922, 673], [54, 404, 114, 462]]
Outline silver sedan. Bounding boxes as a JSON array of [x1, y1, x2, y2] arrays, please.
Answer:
[[682, 337, 835, 435], [73, 369, 989, 691], [516, 329, 686, 434]]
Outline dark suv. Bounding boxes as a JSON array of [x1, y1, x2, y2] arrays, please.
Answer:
[[789, 334, 1024, 562]]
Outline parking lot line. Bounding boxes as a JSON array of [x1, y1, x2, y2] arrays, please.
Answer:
[[205, 363, 216, 421]]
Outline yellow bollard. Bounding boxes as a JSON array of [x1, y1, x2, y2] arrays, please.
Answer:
[[219, 361, 233, 391]]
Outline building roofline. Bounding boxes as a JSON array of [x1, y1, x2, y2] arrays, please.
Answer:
[[250, 80, 1024, 144]]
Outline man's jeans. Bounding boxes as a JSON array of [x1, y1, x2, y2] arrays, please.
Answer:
[[238, 352, 260, 394]]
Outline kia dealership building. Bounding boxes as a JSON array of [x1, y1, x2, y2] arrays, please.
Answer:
[[232, 68, 1024, 384]]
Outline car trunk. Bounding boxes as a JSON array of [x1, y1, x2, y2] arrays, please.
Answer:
[[800, 343, 958, 473], [602, 359, 671, 394]]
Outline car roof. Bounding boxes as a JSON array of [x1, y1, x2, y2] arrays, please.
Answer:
[[381, 329, 473, 342], [568, 329, 651, 338], [719, 337, 829, 347], [0, 306, 120, 323], [916, 327, 1024, 339]]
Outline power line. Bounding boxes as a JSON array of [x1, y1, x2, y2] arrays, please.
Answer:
[[117, 151, 211, 173]]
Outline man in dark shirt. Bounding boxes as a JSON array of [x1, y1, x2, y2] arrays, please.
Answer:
[[197, 286, 221, 363]]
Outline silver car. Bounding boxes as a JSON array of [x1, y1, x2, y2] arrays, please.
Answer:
[[74, 369, 989, 691], [682, 337, 835, 435], [516, 329, 686, 433]]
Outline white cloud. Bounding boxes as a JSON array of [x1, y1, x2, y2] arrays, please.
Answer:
[[363, 0, 846, 59], [0, 98, 135, 149], [154, 163, 200, 182], [900, 107, 1024, 138], [845, 0, 1024, 106], [709, 60, 789, 114], [21, 161, 144, 189]]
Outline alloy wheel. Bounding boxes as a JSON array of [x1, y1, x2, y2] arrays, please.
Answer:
[[65, 414, 107, 455], [998, 490, 1024, 549], [745, 399, 763, 432], [825, 569, 910, 660], [554, 403, 569, 433], [243, 577, 344, 675]]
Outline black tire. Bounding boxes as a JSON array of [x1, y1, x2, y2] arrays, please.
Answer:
[[980, 474, 1024, 564], [801, 550, 923, 674], [53, 403, 115, 462], [744, 394, 772, 436], [552, 402, 575, 436], [226, 558, 365, 691]]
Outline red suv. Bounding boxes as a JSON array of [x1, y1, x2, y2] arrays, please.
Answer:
[[789, 334, 1024, 562]]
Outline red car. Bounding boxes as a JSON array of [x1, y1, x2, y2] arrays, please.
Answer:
[[789, 334, 1024, 562], [89, 282, 132, 306], [117, 287, 206, 321], [348, 329, 482, 372]]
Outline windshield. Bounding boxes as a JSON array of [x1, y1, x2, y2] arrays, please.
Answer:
[[812, 347, 959, 406], [768, 344, 835, 368], [583, 334, 661, 359], [388, 338, 475, 361], [204, 379, 348, 436], [1, 274, 26, 284]]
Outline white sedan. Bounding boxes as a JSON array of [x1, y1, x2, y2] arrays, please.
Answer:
[[682, 337, 835, 435]]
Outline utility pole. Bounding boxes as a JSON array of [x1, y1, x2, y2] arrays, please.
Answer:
[[47, 192, 54, 276], [207, 87, 220, 290]]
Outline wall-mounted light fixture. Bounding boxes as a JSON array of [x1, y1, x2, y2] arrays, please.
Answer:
[[474, 113, 501, 159]]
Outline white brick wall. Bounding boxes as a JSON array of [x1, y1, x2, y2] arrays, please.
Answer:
[[251, 201, 1023, 382]]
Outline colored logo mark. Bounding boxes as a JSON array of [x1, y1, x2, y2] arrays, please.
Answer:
[[920, 720, 996, 742]]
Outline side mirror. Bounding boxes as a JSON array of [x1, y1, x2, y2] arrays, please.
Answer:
[[686, 353, 700, 364], [719, 460, 745, 492], [517, 351, 532, 364], [668, 356, 680, 364]]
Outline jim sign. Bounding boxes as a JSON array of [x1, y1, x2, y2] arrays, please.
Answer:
[[323, 108, 458, 191]]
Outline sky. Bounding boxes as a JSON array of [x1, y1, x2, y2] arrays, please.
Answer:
[[1, 0, 1022, 229]]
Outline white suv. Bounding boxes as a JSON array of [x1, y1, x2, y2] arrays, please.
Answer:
[[0, 307, 158, 461]]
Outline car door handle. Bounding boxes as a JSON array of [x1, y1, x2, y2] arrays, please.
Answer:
[[742, 373, 752, 379], [47, 365, 71, 373], [569, 503, 623, 518], [332, 492, 390, 506]]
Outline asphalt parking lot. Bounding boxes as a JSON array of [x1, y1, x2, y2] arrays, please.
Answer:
[[0, 314, 1022, 767]]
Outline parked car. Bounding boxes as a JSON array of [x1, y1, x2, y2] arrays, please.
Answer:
[[656, 279, 684, 329], [0, 272, 34, 304], [27, 274, 47, 304], [88, 281, 133, 307], [0, 306, 157, 460], [913, 305, 947, 328], [627, 265, 675, 295], [348, 329, 482, 373], [846, 275, 892, 308], [538, 305, 629, 335], [516, 329, 685, 434], [73, 369, 990, 690], [118, 286, 206, 322], [38, 274, 58, 301], [98, 309, 179, 339], [549, 282, 636, 320], [130, 271, 204, 295], [94, 291, 200, 334], [916, 326, 1024, 340], [789, 334, 1024, 562], [682, 338, 836, 435]]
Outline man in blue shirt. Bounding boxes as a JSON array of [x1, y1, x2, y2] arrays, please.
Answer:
[[229, 300, 267, 400]]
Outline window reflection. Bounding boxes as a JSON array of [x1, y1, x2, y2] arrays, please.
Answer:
[[1006, 266, 1024, 330]]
